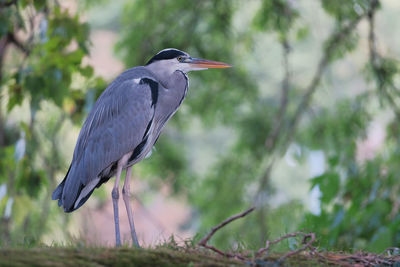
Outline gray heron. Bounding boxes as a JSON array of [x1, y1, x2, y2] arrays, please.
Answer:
[[52, 48, 231, 247]]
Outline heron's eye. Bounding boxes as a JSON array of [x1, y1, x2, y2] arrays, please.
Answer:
[[177, 56, 183, 62]]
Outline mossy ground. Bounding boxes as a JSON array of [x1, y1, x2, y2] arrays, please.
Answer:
[[1, 246, 399, 266], [0, 247, 335, 267], [0, 247, 239, 267]]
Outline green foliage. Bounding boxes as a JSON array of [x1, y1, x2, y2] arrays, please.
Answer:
[[0, 0, 104, 245], [299, 96, 400, 251], [236, 101, 276, 159], [116, 0, 257, 125], [140, 132, 192, 194], [326, 31, 359, 62], [303, 149, 400, 252], [365, 56, 400, 108], [1, 0, 399, 254], [114, 0, 259, 205], [310, 172, 340, 205], [19, 9, 91, 108], [298, 98, 370, 163], [253, 0, 299, 38], [321, 0, 372, 22], [114, 0, 400, 253]]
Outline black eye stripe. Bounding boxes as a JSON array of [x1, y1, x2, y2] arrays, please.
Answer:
[[146, 49, 186, 65]]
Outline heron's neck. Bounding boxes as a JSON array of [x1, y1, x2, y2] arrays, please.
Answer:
[[146, 69, 181, 89], [145, 61, 186, 88]]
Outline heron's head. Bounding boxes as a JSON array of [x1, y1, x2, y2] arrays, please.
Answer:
[[146, 48, 231, 75]]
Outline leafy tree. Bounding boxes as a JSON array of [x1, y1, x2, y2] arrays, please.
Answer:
[[116, 0, 400, 252], [1, 0, 399, 252], [300, 0, 400, 252], [0, 0, 105, 245], [115, 0, 258, 193]]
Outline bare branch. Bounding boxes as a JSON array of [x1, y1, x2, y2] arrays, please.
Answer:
[[198, 207, 255, 259], [279, 232, 316, 261], [198, 243, 236, 259], [198, 226, 400, 265], [256, 231, 316, 258], [198, 207, 255, 246]]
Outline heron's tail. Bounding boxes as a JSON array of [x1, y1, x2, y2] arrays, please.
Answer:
[[52, 177, 66, 207], [52, 165, 71, 210], [52, 164, 102, 213], [52, 165, 84, 213]]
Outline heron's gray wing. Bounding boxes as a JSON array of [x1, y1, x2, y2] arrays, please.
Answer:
[[59, 77, 157, 211]]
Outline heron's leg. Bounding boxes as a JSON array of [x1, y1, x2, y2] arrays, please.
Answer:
[[112, 166, 123, 247], [122, 166, 140, 247]]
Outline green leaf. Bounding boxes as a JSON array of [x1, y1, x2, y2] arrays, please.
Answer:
[[311, 172, 340, 204]]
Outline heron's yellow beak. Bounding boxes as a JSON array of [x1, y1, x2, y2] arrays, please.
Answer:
[[189, 58, 231, 69]]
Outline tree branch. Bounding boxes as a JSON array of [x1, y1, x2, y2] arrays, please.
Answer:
[[198, 207, 255, 259], [256, 231, 317, 261], [198, 207, 255, 246], [279, 232, 316, 261], [281, 12, 367, 151], [7, 32, 30, 56], [265, 38, 291, 150], [367, 0, 400, 120]]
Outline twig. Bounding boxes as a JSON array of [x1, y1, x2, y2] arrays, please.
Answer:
[[279, 232, 316, 261], [257, 231, 301, 256], [198, 225, 400, 265], [198, 207, 255, 258], [256, 231, 316, 258], [198, 207, 255, 246]]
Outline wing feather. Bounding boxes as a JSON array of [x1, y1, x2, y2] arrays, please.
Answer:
[[59, 76, 157, 211]]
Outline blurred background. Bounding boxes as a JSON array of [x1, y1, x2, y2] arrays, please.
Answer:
[[0, 0, 400, 252]]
